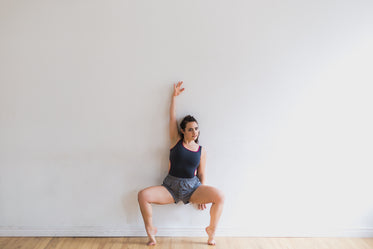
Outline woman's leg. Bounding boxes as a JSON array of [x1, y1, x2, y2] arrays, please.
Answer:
[[189, 185, 225, 245], [138, 186, 175, 245]]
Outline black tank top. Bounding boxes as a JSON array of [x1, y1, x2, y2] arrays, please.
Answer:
[[169, 139, 202, 178]]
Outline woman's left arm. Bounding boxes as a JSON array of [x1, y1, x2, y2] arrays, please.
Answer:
[[197, 147, 207, 185]]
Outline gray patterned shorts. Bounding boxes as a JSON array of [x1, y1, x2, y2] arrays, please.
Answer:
[[162, 174, 201, 204]]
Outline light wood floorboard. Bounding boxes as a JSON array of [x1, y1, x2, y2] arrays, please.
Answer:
[[0, 237, 372, 249]]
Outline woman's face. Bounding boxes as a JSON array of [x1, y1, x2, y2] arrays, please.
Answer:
[[182, 121, 199, 141]]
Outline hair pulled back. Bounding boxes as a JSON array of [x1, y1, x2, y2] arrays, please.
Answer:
[[179, 115, 199, 144]]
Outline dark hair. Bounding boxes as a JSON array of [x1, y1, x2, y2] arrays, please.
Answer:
[[179, 115, 199, 143]]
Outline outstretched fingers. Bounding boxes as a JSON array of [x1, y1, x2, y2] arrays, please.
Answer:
[[174, 81, 185, 96]]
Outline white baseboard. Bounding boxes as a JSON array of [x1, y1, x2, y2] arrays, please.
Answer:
[[0, 226, 372, 237]]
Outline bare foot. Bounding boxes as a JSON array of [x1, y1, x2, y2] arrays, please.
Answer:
[[205, 226, 216, 245], [146, 226, 157, 246], [146, 239, 156, 246]]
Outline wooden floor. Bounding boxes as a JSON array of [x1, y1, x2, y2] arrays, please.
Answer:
[[0, 237, 373, 249]]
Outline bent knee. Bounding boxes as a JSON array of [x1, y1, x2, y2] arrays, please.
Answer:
[[138, 189, 148, 202], [208, 187, 225, 204], [216, 190, 225, 204]]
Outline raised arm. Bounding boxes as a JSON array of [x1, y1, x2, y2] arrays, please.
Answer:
[[169, 81, 185, 144]]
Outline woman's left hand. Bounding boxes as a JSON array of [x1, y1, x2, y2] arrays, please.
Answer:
[[198, 203, 207, 210]]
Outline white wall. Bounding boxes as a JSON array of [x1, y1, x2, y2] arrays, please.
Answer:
[[1, 0, 373, 237]]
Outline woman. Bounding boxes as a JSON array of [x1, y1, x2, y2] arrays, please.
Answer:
[[138, 81, 225, 246]]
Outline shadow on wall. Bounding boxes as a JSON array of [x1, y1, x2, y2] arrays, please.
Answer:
[[121, 144, 170, 225], [122, 189, 141, 224]]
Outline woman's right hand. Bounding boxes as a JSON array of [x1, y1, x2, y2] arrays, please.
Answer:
[[173, 81, 185, 96]]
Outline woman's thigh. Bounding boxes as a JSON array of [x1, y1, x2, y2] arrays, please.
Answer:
[[189, 185, 224, 204], [138, 185, 175, 205]]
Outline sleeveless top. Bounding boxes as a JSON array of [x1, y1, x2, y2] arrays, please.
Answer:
[[168, 139, 202, 178]]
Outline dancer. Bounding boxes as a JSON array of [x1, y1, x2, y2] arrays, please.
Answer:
[[138, 81, 224, 246]]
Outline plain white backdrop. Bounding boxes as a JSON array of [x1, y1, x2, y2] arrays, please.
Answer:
[[1, 0, 373, 237]]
